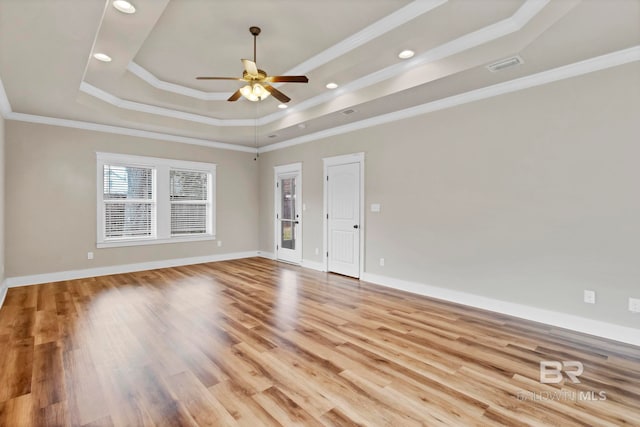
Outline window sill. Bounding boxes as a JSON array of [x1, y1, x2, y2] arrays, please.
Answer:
[[96, 234, 216, 249]]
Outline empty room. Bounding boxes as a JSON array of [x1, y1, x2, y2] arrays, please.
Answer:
[[0, 0, 639, 425]]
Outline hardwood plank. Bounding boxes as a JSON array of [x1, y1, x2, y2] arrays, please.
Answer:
[[34, 310, 60, 345], [0, 337, 34, 402], [0, 257, 638, 426], [164, 370, 238, 427], [0, 394, 33, 426], [62, 346, 110, 425], [234, 342, 336, 418], [126, 365, 197, 427], [31, 341, 65, 409], [209, 381, 281, 427], [252, 386, 325, 427], [35, 400, 69, 426]]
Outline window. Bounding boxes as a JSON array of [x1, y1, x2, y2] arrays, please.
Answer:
[[103, 165, 155, 239], [97, 153, 216, 248], [170, 169, 210, 236]]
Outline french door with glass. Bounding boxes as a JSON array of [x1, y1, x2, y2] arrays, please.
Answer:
[[275, 163, 302, 264]]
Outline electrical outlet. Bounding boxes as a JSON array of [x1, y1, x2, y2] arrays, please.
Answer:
[[583, 290, 596, 304], [629, 297, 640, 313], [217, 240, 222, 247], [87, 252, 94, 260], [379, 258, 385, 267]]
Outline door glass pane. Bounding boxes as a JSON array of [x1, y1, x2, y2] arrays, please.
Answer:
[[280, 177, 296, 220], [280, 175, 296, 251], [281, 221, 295, 249]]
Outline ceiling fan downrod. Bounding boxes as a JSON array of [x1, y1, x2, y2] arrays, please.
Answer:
[[249, 26, 261, 63]]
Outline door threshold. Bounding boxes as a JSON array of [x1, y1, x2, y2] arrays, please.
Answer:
[[276, 259, 301, 266], [327, 271, 360, 280]]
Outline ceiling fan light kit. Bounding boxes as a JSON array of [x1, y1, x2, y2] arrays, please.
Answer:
[[196, 26, 308, 103], [240, 83, 270, 101]]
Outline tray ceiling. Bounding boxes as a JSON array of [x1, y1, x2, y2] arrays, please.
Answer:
[[0, 0, 638, 151]]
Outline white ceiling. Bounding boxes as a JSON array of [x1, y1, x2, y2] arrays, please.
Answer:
[[0, 0, 639, 151]]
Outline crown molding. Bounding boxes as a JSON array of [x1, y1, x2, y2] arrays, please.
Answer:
[[81, 0, 548, 129], [4, 111, 256, 153], [126, 0, 448, 102], [127, 62, 232, 101], [259, 45, 640, 153], [79, 82, 256, 126], [3, 46, 637, 154], [258, 0, 551, 127], [285, 0, 447, 76]]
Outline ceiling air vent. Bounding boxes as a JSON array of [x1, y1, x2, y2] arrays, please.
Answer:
[[486, 55, 523, 72], [342, 108, 357, 115]]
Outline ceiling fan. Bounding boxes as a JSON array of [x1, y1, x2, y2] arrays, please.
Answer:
[[196, 26, 309, 103]]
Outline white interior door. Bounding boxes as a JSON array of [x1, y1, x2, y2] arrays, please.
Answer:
[[327, 162, 360, 277], [275, 167, 302, 264]]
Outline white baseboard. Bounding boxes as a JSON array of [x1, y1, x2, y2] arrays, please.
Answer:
[[0, 279, 7, 309], [360, 272, 640, 347], [258, 253, 326, 272], [5, 251, 259, 288], [301, 259, 326, 272], [258, 251, 275, 260], [4, 252, 636, 347]]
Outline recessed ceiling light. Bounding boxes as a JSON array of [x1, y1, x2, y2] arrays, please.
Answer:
[[398, 49, 415, 59], [325, 82, 338, 89], [278, 104, 288, 109], [93, 53, 112, 62], [113, 0, 136, 14]]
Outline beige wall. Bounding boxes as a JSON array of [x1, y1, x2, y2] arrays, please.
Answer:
[[0, 114, 4, 284], [5, 122, 259, 277], [258, 62, 640, 328], [3, 63, 639, 329]]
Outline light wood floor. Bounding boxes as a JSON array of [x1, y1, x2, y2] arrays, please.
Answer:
[[0, 258, 638, 426]]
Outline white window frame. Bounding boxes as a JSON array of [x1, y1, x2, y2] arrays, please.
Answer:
[[97, 152, 216, 248]]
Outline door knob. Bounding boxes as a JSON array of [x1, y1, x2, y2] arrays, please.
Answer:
[[353, 225, 359, 229]]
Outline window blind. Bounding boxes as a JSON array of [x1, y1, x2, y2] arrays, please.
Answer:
[[103, 165, 154, 239], [97, 153, 215, 247], [170, 169, 209, 235]]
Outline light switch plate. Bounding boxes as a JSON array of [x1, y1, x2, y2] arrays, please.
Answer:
[[371, 203, 381, 212]]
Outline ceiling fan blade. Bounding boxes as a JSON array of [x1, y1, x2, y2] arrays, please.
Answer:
[[241, 59, 259, 78], [267, 75, 309, 83], [196, 76, 242, 80], [264, 85, 291, 103], [227, 89, 242, 102]]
